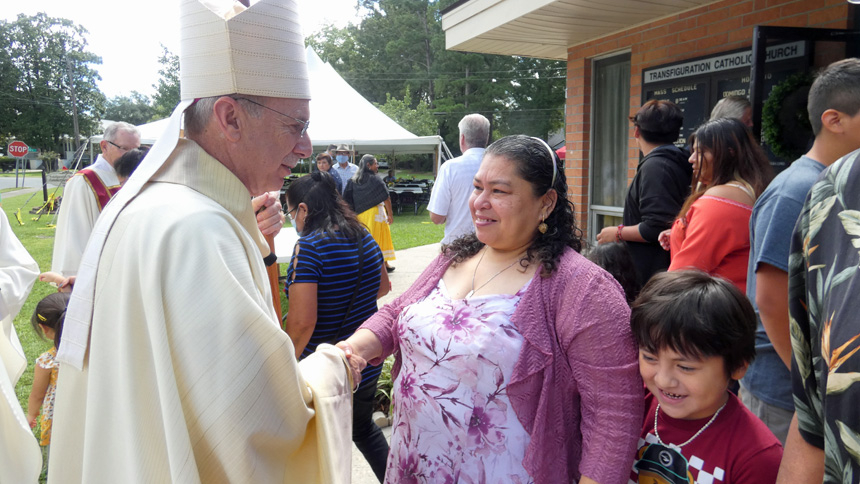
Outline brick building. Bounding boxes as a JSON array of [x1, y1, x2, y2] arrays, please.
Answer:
[[441, 0, 857, 239]]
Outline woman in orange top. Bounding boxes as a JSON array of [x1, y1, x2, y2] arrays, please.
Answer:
[[659, 118, 772, 292]]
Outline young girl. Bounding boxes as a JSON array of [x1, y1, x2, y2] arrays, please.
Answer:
[[629, 270, 782, 483], [27, 292, 70, 455], [585, 241, 640, 304]]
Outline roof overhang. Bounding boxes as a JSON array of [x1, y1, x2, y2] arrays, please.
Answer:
[[441, 0, 722, 60]]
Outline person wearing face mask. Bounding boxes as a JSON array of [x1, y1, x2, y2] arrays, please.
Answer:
[[331, 144, 358, 192]]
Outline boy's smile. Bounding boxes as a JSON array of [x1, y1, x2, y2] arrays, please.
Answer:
[[639, 347, 747, 420]]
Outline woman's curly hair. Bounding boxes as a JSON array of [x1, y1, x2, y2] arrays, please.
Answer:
[[444, 135, 582, 276]]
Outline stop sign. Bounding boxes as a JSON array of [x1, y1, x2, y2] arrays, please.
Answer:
[[8, 141, 29, 157]]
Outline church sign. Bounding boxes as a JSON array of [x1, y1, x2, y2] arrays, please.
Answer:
[[643, 41, 805, 84]]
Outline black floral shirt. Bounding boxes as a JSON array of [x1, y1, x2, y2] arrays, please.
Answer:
[[789, 149, 860, 483]]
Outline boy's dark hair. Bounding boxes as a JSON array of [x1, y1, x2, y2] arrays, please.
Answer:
[[808, 58, 860, 136], [631, 270, 756, 376], [31, 292, 71, 349], [115, 148, 148, 180], [631, 100, 684, 144], [585, 242, 640, 304]]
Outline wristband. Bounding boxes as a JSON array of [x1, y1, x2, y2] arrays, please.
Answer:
[[616, 224, 624, 242]]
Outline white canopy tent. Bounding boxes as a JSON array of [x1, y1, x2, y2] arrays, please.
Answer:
[[90, 47, 450, 166], [304, 46, 448, 158]]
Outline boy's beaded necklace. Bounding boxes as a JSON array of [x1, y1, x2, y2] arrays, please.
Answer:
[[653, 401, 728, 450]]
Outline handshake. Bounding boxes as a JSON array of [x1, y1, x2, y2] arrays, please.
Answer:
[[336, 341, 368, 391]]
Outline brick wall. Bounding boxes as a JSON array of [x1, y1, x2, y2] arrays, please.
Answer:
[[565, 0, 854, 238]]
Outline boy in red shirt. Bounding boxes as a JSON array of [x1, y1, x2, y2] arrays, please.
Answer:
[[629, 270, 782, 483]]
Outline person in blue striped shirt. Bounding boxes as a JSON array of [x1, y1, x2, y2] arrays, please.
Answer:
[[284, 171, 391, 481]]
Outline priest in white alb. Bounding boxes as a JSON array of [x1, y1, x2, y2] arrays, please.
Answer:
[[51, 121, 140, 277], [0, 209, 41, 483], [48, 1, 361, 482]]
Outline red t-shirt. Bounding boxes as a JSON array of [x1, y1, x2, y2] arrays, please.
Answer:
[[629, 392, 782, 484]]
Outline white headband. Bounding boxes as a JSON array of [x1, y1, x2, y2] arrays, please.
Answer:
[[531, 137, 558, 187]]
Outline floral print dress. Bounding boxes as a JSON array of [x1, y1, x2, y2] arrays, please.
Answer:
[[386, 278, 533, 484], [35, 347, 59, 446]]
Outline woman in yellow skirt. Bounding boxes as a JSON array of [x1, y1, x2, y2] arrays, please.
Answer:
[[345, 154, 396, 271]]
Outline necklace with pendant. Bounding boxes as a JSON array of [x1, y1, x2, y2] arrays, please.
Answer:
[[653, 400, 727, 450], [465, 247, 524, 299]]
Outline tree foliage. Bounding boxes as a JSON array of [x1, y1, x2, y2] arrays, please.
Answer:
[[0, 13, 105, 152], [152, 45, 180, 118], [376, 90, 438, 136], [105, 91, 156, 125], [307, 0, 566, 153]]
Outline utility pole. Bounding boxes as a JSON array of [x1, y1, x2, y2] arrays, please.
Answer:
[[464, 65, 470, 109], [66, 56, 81, 153]]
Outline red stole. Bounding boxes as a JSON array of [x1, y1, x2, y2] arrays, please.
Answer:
[[77, 168, 121, 211]]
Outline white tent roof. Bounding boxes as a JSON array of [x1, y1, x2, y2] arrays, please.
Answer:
[[93, 48, 445, 157], [135, 118, 171, 145], [304, 46, 444, 155]]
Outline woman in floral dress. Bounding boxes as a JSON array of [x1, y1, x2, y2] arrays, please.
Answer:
[[340, 135, 643, 484]]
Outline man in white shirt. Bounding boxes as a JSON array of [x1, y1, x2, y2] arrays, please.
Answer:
[[428, 113, 490, 244], [332, 143, 358, 191], [51, 121, 140, 276]]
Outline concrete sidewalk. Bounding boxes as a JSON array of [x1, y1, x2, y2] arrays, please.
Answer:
[[351, 241, 441, 483], [379, 242, 441, 306]]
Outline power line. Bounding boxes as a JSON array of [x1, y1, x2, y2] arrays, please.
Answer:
[[341, 75, 566, 81]]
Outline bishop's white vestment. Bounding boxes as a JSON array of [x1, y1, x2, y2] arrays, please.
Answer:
[[49, 140, 353, 483], [0, 210, 41, 483], [51, 155, 120, 277]]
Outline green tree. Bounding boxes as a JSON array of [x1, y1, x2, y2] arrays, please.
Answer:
[[151, 45, 180, 118], [496, 57, 566, 139], [376, 90, 438, 136], [0, 13, 105, 152], [104, 91, 156, 125], [308, 0, 566, 153]]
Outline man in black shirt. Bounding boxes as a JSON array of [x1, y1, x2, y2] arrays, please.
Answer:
[[596, 100, 691, 287]]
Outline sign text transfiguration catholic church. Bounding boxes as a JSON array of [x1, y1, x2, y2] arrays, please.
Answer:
[[643, 41, 805, 84]]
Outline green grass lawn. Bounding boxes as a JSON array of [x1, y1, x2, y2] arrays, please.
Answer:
[[390, 210, 444, 250], [6, 184, 440, 417]]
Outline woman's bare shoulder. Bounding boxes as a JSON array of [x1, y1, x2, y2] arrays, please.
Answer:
[[704, 183, 754, 205]]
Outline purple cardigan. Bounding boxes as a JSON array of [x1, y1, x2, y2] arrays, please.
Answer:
[[361, 247, 644, 484]]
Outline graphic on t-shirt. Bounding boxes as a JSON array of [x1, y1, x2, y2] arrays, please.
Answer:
[[634, 442, 694, 484]]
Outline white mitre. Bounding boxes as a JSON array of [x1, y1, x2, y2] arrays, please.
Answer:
[[183, 0, 310, 100], [59, 0, 310, 369]]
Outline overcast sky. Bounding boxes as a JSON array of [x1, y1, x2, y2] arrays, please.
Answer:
[[3, 0, 363, 98]]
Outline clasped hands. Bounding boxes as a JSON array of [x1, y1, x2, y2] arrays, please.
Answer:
[[336, 341, 367, 391], [252, 191, 286, 237]]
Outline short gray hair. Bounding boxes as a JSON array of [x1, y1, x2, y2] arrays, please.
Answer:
[[184, 94, 263, 138], [458, 113, 490, 149], [103, 121, 139, 142], [710, 96, 751, 122]]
